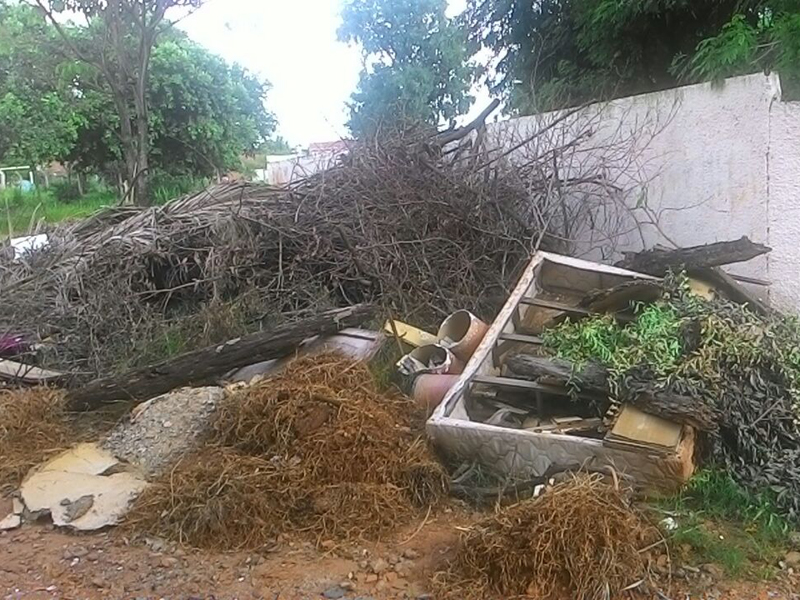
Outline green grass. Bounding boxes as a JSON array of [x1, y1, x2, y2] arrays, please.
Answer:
[[1, 187, 116, 237], [656, 469, 793, 578]]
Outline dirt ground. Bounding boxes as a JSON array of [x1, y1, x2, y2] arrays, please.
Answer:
[[2, 506, 798, 600]]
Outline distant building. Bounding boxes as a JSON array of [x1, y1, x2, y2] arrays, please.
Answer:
[[253, 141, 351, 185]]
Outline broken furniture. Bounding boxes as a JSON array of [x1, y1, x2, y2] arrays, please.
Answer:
[[427, 252, 696, 493]]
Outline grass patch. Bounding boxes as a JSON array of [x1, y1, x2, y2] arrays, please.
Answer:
[[657, 469, 792, 578], [1, 187, 116, 237]]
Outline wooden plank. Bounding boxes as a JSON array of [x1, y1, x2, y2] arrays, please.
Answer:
[[498, 333, 543, 345], [383, 320, 437, 348], [67, 305, 376, 410], [520, 297, 635, 321], [472, 374, 575, 396], [0, 359, 63, 384], [615, 237, 771, 276]]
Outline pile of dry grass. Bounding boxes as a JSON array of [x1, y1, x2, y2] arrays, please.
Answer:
[[0, 388, 73, 495], [126, 354, 447, 550], [436, 474, 657, 600]]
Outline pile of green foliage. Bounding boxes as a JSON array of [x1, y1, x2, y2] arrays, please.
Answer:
[[543, 274, 800, 521]]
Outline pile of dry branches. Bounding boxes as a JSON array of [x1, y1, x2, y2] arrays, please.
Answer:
[[125, 353, 447, 550], [0, 116, 651, 380], [435, 474, 658, 600]]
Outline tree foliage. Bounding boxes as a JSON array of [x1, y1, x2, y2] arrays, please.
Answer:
[[0, 2, 82, 166], [467, 0, 800, 112], [339, 0, 477, 136], [32, 0, 207, 204], [0, 2, 276, 184]]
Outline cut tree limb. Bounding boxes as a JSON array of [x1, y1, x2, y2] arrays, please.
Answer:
[[504, 354, 609, 394], [66, 304, 376, 410], [615, 236, 771, 276]]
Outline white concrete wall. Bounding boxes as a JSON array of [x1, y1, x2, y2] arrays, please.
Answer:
[[494, 74, 800, 310]]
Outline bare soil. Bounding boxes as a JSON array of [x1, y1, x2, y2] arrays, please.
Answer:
[[2, 507, 798, 600]]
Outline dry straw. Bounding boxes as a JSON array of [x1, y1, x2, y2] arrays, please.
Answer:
[[126, 353, 447, 549], [435, 473, 658, 600]]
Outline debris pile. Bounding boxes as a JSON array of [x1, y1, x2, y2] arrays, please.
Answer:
[[125, 353, 447, 550], [0, 123, 595, 380], [0, 388, 73, 495], [436, 474, 658, 600], [542, 273, 800, 519]]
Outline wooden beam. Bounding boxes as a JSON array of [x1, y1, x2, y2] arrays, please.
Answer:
[[66, 304, 376, 410], [615, 236, 771, 276]]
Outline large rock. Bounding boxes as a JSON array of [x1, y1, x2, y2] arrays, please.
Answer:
[[102, 386, 224, 477]]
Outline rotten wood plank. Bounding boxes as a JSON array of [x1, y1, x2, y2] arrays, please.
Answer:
[[615, 236, 771, 276], [66, 304, 376, 410]]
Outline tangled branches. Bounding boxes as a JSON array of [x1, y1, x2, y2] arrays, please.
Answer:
[[0, 119, 649, 379]]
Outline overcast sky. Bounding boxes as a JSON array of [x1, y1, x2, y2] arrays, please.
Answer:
[[178, 0, 490, 147]]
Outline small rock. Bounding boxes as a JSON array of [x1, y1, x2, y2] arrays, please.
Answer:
[[160, 556, 180, 568], [789, 532, 800, 548], [365, 573, 378, 583], [402, 549, 420, 560], [358, 559, 369, 569], [371, 558, 389, 574], [86, 552, 101, 562], [65, 546, 89, 559], [375, 580, 388, 592], [62, 495, 94, 523], [700, 563, 724, 579], [385, 571, 398, 583], [0, 514, 21, 531], [91, 577, 106, 589], [785, 551, 800, 568], [162, 420, 172, 428], [388, 554, 400, 565], [417, 595, 433, 600], [322, 586, 346, 599], [395, 565, 410, 578], [340, 580, 355, 591], [320, 539, 336, 551]]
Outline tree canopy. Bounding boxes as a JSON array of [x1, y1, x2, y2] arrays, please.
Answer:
[[0, 2, 276, 185], [467, 0, 800, 112], [339, 0, 478, 136]]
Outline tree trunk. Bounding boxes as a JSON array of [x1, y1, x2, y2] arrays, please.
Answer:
[[65, 304, 377, 410], [615, 237, 771, 276]]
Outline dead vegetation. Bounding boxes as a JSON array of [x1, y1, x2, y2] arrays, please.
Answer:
[[125, 353, 447, 549], [435, 474, 658, 600], [0, 388, 72, 494], [0, 116, 650, 381]]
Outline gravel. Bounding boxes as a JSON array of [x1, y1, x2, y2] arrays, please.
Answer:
[[102, 386, 224, 477]]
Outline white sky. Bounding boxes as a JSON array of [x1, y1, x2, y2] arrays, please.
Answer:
[[178, 0, 491, 147]]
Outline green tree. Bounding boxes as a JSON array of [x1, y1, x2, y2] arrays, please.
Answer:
[[0, 3, 277, 186], [467, 0, 800, 112], [147, 37, 275, 178], [0, 2, 82, 167], [33, 0, 206, 205], [339, 0, 477, 136]]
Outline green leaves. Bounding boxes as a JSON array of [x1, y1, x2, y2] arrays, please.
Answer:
[[340, 0, 477, 136], [543, 302, 685, 378]]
